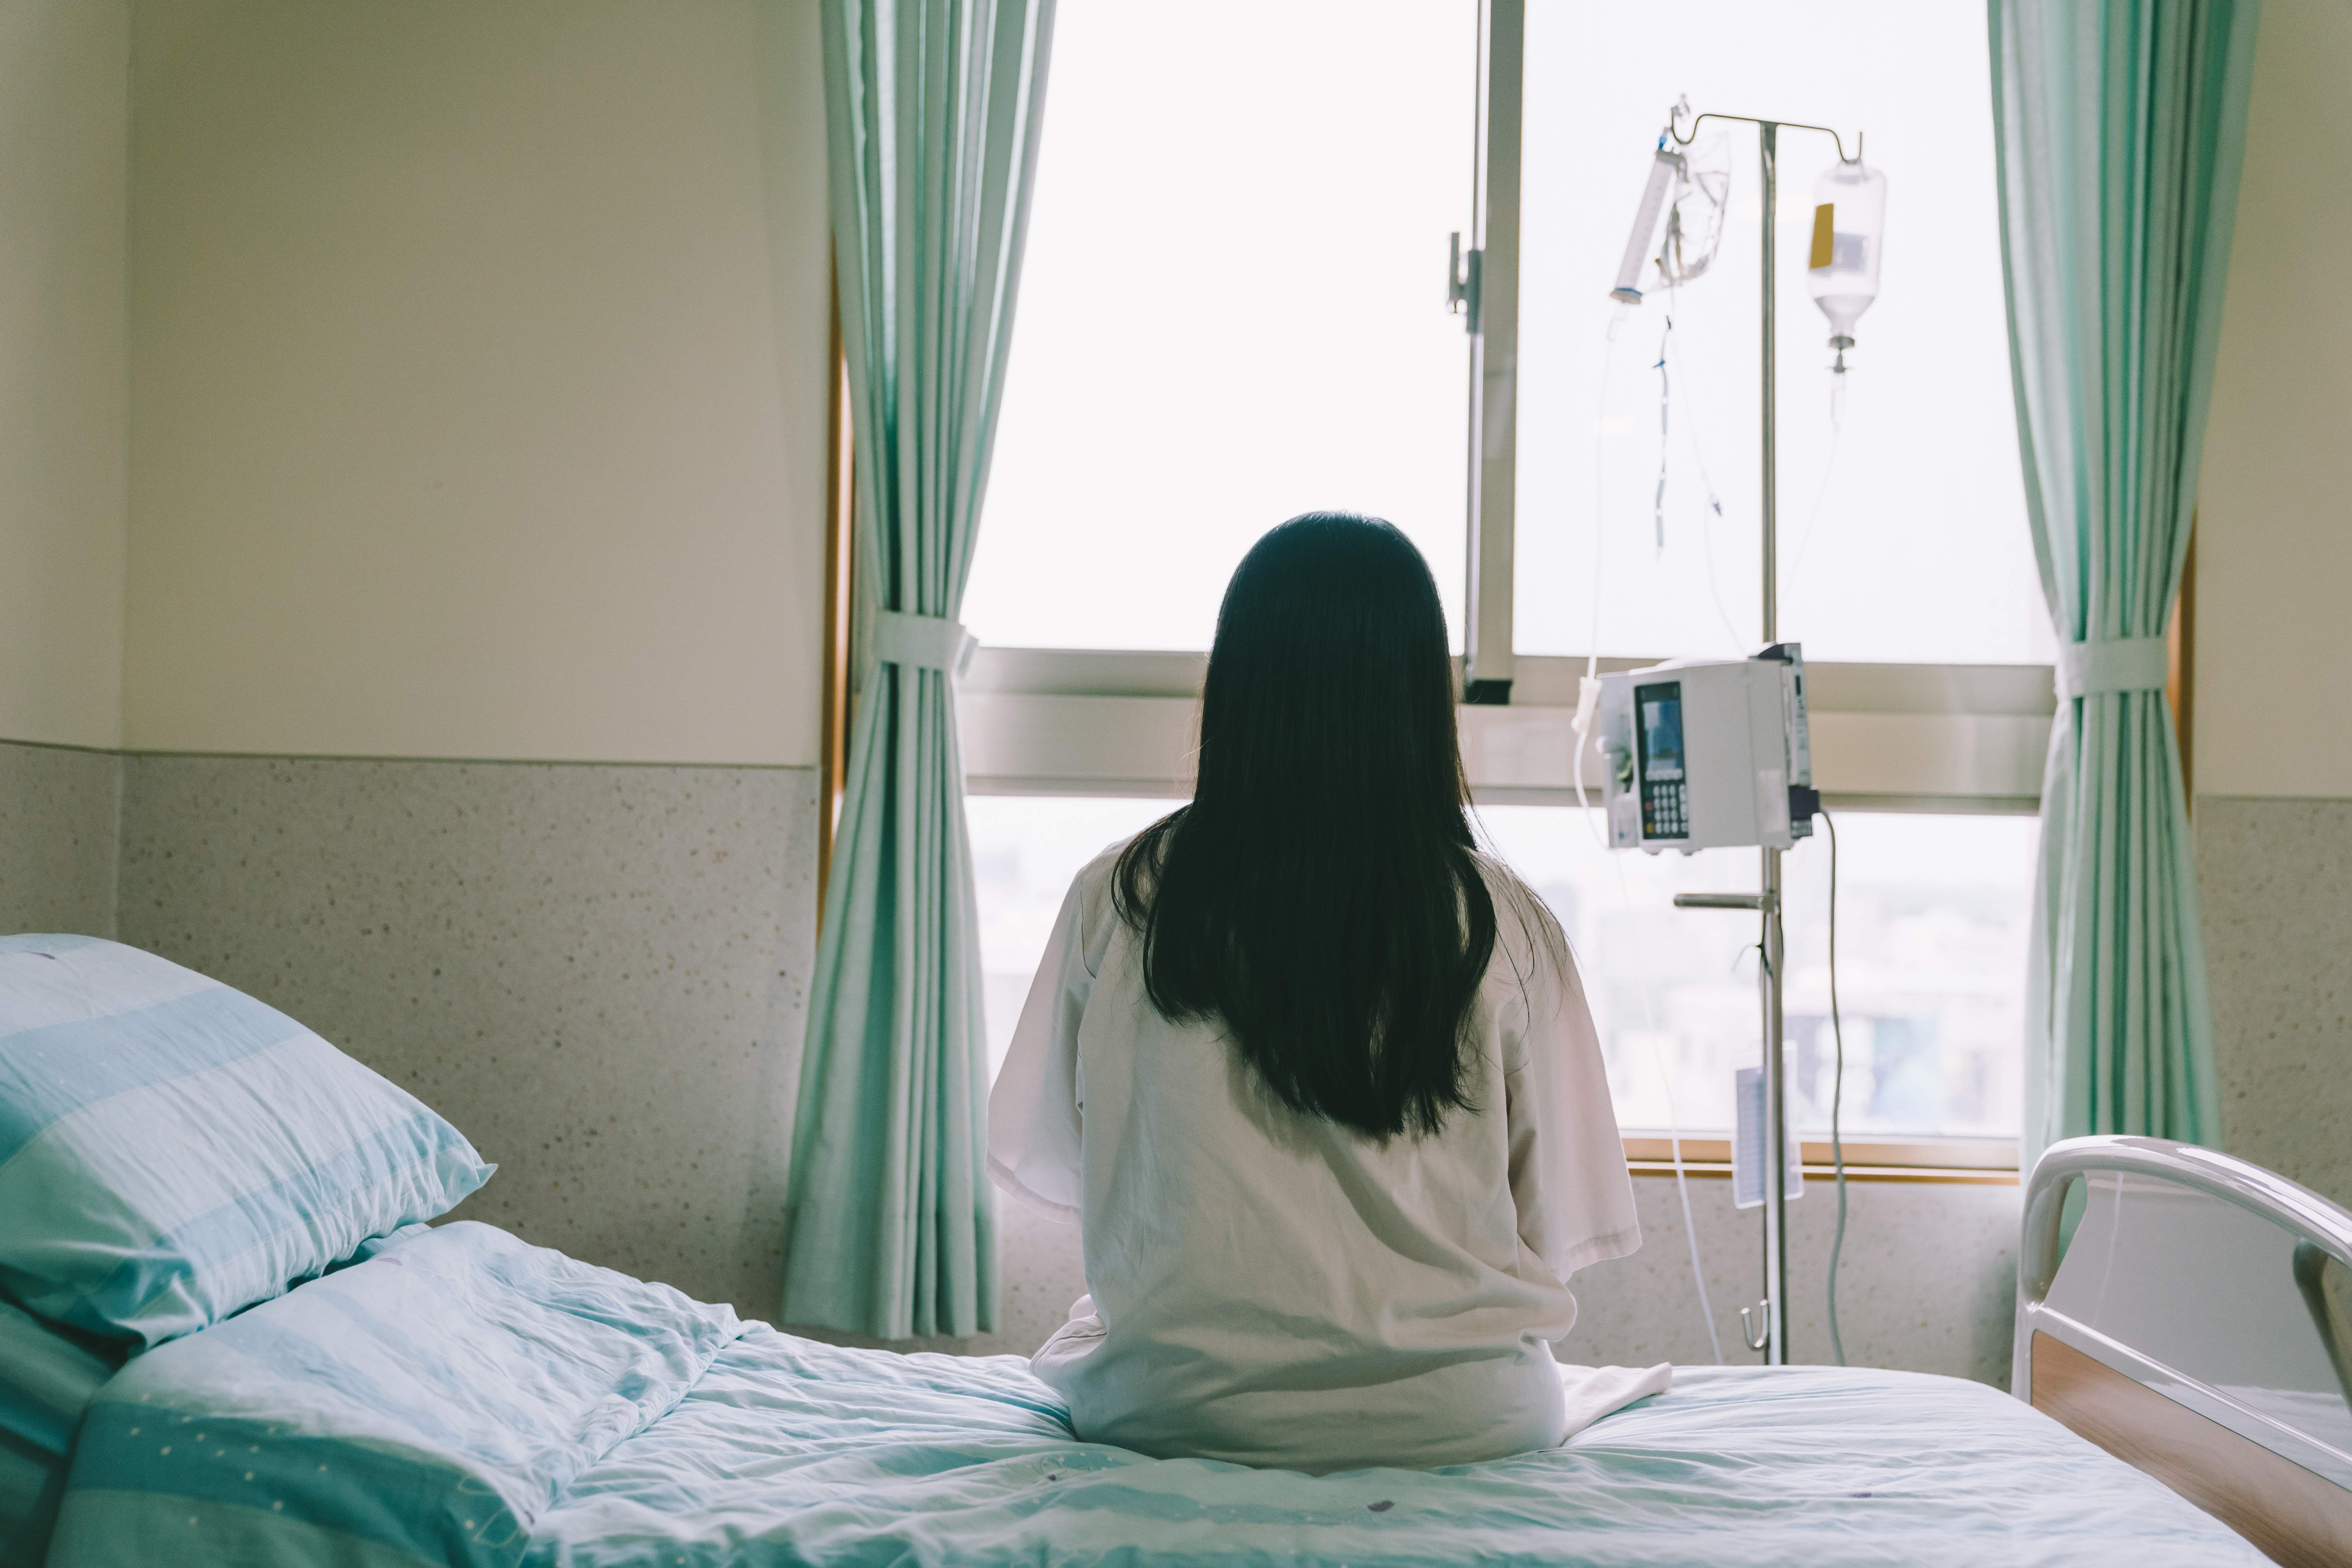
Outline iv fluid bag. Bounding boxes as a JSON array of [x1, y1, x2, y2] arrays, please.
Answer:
[[1806, 158, 1887, 347], [1610, 131, 1732, 303], [1659, 134, 1731, 286]]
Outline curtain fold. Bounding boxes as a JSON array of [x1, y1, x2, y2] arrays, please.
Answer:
[[783, 0, 1054, 1339], [1989, 0, 2259, 1171]]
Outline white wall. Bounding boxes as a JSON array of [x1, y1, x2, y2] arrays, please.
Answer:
[[0, 0, 128, 750], [2194, 0, 2352, 800], [123, 0, 831, 766]]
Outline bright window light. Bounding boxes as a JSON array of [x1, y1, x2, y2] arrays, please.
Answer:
[[964, 0, 1477, 653], [971, 794, 1176, 1078], [973, 795, 2031, 1141], [1475, 804, 2033, 1138], [1515, 0, 2049, 665]]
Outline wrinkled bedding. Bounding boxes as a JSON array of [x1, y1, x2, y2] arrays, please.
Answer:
[[0, 1298, 123, 1564], [46, 1221, 2263, 1567]]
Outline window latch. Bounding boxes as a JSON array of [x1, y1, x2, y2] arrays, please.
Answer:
[[1448, 231, 1482, 334]]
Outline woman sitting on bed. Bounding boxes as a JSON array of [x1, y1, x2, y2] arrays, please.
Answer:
[[989, 512, 1661, 1475]]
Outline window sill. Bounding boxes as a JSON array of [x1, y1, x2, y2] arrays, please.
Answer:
[[1621, 1133, 2020, 1186]]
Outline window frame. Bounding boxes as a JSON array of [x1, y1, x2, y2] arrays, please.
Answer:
[[915, 0, 2131, 1182]]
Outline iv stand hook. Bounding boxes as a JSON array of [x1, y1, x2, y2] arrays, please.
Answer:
[[1739, 1299, 1772, 1353]]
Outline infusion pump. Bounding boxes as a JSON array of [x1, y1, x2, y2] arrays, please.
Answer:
[[1592, 645, 1818, 853]]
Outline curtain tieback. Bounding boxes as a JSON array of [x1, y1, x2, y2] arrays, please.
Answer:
[[2057, 636, 2169, 698], [873, 609, 977, 677]]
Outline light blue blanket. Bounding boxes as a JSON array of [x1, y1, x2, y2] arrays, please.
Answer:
[[49, 1221, 2263, 1567], [0, 1298, 123, 1564]]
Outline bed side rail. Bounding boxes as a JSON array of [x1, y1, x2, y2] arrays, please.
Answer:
[[2017, 1136, 2352, 1568]]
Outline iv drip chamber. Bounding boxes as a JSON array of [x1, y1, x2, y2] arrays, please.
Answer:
[[1806, 158, 1887, 357], [1610, 141, 1678, 303]]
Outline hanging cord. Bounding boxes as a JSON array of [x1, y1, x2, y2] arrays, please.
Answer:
[[1657, 279, 1745, 653], [1789, 366, 1848, 590], [1612, 856, 1724, 1365], [1573, 310, 1624, 848], [1823, 806, 1849, 1367], [1573, 309, 1719, 1363], [1653, 317, 1671, 553]]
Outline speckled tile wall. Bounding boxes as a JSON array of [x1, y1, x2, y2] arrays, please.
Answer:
[[1574, 1175, 2021, 1387], [115, 753, 820, 1318], [2197, 795, 2352, 1209], [0, 739, 119, 937]]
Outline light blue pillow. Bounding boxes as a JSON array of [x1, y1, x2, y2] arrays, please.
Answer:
[[0, 935, 494, 1347]]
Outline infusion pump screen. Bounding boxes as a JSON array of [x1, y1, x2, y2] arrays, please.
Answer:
[[1635, 682, 1689, 840]]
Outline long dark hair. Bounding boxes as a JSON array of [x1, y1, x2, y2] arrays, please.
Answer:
[[1113, 512, 1499, 1140]]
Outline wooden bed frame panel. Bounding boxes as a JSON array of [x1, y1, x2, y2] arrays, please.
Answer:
[[2030, 1332, 2352, 1568]]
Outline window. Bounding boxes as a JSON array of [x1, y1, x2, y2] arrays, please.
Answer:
[[964, 0, 1476, 652], [960, 0, 2050, 1173], [1513, 0, 2049, 667], [972, 793, 1171, 1077], [1474, 806, 2034, 1140]]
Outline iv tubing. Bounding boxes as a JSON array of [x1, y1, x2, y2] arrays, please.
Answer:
[[1614, 855, 1724, 1365], [1575, 306, 1719, 1362], [1573, 310, 1622, 838], [1823, 806, 1849, 1367], [1789, 368, 1848, 591], [1659, 278, 1746, 654]]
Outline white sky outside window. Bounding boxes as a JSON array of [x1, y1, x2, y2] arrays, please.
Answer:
[[971, 795, 1175, 1078], [1474, 805, 2034, 1138], [963, 0, 1477, 653], [1515, 0, 2051, 665], [972, 796, 2032, 1140]]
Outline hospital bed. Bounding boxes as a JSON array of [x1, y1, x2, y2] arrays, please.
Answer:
[[3, 938, 2347, 1566]]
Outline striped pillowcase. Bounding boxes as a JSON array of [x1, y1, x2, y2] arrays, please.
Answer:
[[0, 935, 494, 1347]]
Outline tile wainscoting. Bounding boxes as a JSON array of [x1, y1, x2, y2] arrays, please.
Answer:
[[36, 737, 2349, 1391], [0, 739, 120, 937], [115, 753, 820, 1319], [2198, 795, 2352, 1209]]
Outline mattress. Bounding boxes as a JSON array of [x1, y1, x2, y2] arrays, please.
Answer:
[[0, 1297, 124, 1565], [48, 1221, 2265, 1568]]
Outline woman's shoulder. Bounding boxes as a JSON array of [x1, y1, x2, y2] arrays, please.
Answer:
[[1467, 850, 1577, 995], [1072, 829, 1149, 898], [1065, 829, 1151, 947]]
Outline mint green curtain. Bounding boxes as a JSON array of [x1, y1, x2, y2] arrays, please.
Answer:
[[783, 0, 1054, 1338], [1990, 0, 2259, 1171]]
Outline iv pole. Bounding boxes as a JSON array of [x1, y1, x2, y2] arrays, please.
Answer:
[[1666, 108, 1857, 1370]]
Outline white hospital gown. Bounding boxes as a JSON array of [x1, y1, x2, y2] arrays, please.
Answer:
[[988, 840, 1658, 1474]]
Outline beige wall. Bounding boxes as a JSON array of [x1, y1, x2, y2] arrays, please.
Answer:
[[123, 0, 831, 767], [2194, 0, 2352, 800], [2192, 4, 2352, 1209], [0, 0, 128, 750]]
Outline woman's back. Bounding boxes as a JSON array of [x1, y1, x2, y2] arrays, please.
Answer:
[[985, 512, 1645, 1472], [990, 842, 1639, 1473]]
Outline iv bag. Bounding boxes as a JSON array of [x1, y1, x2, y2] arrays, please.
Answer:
[[1658, 134, 1730, 287], [1806, 158, 1887, 349], [1609, 129, 1732, 303]]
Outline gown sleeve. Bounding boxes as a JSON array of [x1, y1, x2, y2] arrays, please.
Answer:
[[986, 871, 1097, 1223], [1504, 914, 1643, 1283]]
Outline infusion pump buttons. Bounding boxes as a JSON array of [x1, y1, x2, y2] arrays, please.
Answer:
[[1633, 681, 1690, 841]]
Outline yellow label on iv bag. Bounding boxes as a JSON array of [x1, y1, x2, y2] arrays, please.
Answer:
[[1808, 203, 1836, 270]]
